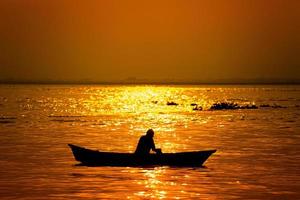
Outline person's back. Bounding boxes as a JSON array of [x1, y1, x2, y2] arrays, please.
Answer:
[[135, 129, 158, 155]]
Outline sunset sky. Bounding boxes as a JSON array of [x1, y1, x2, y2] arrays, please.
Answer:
[[0, 0, 299, 83]]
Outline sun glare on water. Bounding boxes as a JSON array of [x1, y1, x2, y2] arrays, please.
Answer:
[[62, 86, 218, 153]]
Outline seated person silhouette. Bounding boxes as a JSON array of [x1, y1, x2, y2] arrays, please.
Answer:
[[135, 129, 161, 155]]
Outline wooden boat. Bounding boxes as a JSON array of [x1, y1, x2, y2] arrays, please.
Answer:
[[68, 144, 216, 167]]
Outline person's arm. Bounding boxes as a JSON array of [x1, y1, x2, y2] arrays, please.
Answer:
[[150, 138, 156, 151], [150, 139, 162, 154]]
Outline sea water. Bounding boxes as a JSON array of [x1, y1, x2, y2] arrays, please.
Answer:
[[0, 84, 299, 199]]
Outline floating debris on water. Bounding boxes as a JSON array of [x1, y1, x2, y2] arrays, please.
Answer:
[[210, 102, 258, 110], [190, 103, 203, 111], [192, 105, 203, 111], [167, 101, 178, 106], [210, 102, 239, 110]]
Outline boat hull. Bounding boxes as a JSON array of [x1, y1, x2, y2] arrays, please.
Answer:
[[68, 144, 216, 167]]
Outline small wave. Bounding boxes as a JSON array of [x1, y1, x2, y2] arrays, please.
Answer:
[[227, 98, 249, 102], [0, 116, 16, 124], [268, 98, 296, 102], [50, 119, 88, 123], [276, 99, 289, 102], [70, 173, 85, 177], [48, 115, 86, 118], [0, 120, 15, 124], [91, 123, 106, 126], [285, 120, 296, 123], [0, 117, 17, 120], [279, 126, 291, 129], [259, 104, 287, 109]]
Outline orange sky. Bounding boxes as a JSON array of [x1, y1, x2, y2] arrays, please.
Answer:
[[0, 0, 299, 83]]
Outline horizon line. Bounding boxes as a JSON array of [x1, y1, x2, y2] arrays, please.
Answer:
[[1, 80, 300, 85]]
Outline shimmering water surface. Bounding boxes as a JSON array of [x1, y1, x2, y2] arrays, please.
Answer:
[[0, 84, 299, 199]]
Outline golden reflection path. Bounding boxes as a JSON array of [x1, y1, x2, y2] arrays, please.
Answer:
[[83, 86, 210, 115], [72, 86, 218, 153], [75, 86, 221, 199], [127, 167, 169, 199]]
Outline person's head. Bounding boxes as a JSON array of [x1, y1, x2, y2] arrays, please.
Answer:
[[146, 129, 154, 138]]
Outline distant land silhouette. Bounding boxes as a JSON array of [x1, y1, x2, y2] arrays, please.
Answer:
[[0, 78, 300, 85]]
